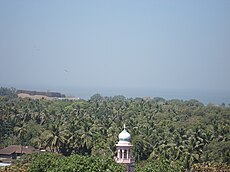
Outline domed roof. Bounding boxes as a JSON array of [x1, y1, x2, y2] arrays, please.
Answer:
[[118, 124, 131, 142]]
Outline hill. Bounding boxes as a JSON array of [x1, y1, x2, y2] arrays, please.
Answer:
[[17, 90, 65, 99]]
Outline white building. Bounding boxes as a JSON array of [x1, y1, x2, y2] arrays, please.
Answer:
[[115, 124, 135, 172]]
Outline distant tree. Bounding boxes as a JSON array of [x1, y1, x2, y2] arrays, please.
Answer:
[[0, 87, 17, 98], [90, 93, 104, 102], [112, 95, 126, 101], [153, 97, 166, 103]]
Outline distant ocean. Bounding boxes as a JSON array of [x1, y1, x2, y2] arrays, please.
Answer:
[[55, 87, 230, 105]]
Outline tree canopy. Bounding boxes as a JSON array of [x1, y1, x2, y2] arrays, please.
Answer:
[[0, 89, 229, 171]]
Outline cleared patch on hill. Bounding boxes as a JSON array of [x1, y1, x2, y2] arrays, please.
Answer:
[[17, 93, 55, 100]]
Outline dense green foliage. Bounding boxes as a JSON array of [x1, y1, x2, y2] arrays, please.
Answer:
[[3, 154, 229, 172], [28, 153, 125, 172], [0, 153, 125, 172], [0, 88, 230, 170], [0, 87, 17, 99], [191, 162, 230, 171], [136, 157, 182, 172]]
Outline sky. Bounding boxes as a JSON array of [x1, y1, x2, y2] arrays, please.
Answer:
[[0, 1, 230, 101]]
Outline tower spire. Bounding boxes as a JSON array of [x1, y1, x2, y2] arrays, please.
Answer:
[[116, 124, 135, 172]]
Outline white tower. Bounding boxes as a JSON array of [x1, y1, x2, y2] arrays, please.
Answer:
[[115, 124, 135, 172]]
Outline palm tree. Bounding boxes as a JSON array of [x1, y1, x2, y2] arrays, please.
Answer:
[[14, 122, 28, 153], [40, 122, 69, 153]]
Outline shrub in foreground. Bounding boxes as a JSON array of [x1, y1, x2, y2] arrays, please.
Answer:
[[135, 158, 182, 172], [191, 162, 230, 172], [28, 153, 125, 172]]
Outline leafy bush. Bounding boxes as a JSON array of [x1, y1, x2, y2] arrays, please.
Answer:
[[28, 153, 62, 172], [136, 158, 183, 172], [28, 153, 125, 172], [0, 165, 28, 172], [191, 162, 230, 172]]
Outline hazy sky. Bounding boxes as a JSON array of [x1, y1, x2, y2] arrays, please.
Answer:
[[1, 1, 230, 95]]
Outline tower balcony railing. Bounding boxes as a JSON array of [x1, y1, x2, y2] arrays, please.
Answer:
[[114, 157, 135, 164]]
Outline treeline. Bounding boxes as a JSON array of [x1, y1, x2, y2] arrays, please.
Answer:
[[0, 87, 17, 98], [0, 88, 229, 171]]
